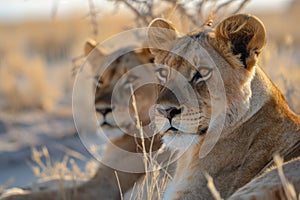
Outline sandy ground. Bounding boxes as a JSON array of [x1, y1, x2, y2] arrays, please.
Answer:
[[0, 107, 94, 188]]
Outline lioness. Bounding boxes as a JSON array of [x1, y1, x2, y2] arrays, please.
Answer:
[[81, 40, 163, 198], [147, 14, 300, 199]]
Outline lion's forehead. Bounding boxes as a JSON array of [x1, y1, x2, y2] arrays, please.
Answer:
[[164, 37, 214, 76], [101, 53, 141, 80], [96, 52, 153, 101]]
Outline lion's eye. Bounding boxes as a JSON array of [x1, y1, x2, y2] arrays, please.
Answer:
[[155, 68, 169, 83], [191, 67, 212, 84], [199, 68, 212, 78]]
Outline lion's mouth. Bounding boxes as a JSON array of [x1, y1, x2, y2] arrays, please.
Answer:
[[100, 121, 114, 128], [162, 126, 208, 135], [159, 126, 178, 135], [167, 127, 178, 132]]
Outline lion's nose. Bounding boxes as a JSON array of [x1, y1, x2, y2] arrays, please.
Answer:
[[157, 105, 183, 121], [96, 107, 112, 116]]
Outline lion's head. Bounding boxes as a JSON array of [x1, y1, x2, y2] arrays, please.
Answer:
[[148, 14, 266, 150], [84, 39, 156, 134]]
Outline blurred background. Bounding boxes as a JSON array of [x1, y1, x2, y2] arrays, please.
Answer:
[[0, 0, 299, 191]]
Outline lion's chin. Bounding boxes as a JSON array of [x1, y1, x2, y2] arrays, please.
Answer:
[[100, 122, 114, 128], [161, 130, 201, 151], [98, 125, 124, 139]]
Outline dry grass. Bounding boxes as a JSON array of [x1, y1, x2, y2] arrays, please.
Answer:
[[0, 51, 60, 111], [273, 154, 298, 200], [120, 85, 171, 199], [0, 16, 131, 112], [205, 173, 222, 200], [261, 41, 300, 113], [0, 179, 13, 195], [30, 147, 98, 190]]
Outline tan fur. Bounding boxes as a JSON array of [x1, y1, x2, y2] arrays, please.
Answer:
[[148, 14, 300, 199]]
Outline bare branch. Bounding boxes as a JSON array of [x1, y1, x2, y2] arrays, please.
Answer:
[[214, 0, 250, 15], [233, 0, 250, 14], [109, 0, 154, 26], [88, 0, 99, 38], [215, 0, 233, 14], [163, 0, 202, 27]]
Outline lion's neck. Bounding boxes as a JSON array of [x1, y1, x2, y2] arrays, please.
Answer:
[[165, 67, 300, 199], [238, 66, 281, 125]]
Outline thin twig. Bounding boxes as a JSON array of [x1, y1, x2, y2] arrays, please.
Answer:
[[215, 0, 233, 13], [112, 0, 150, 25], [88, 0, 99, 38], [233, 0, 250, 14], [204, 172, 222, 200], [115, 171, 124, 200], [164, 0, 201, 27], [130, 84, 149, 173], [274, 154, 297, 200]]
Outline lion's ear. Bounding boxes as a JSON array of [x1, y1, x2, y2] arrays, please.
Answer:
[[147, 18, 178, 56], [215, 14, 266, 69], [84, 39, 99, 56], [84, 39, 108, 68]]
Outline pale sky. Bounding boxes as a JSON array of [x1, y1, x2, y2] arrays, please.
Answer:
[[0, 0, 293, 23]]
